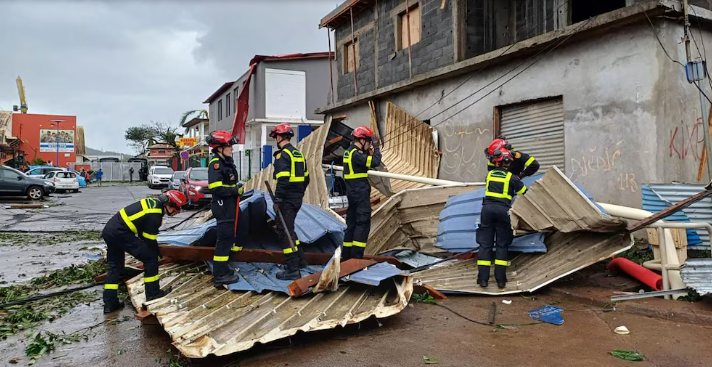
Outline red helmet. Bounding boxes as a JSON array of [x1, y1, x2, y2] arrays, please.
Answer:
[[160, 190, 187, 210], [487, 138, 508, 156], [269, 123, 294, 139], [492, 149, 513, 164], [353, 126, 374, 139], [206, 130, 238, 148]]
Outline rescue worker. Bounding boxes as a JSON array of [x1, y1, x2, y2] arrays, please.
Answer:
[[477, 149, 527, 289], [270, 123, 310, 280], [102, 190, 186, 314], [484, 137, 540, 178], [342, 126, 381, 261], [206, 130, 243, 286]]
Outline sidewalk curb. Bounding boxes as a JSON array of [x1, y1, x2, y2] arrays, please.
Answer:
[[548, 286, 712, 326]]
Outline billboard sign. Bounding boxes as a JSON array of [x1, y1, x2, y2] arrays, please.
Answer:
[[40, 129, 75, 152]]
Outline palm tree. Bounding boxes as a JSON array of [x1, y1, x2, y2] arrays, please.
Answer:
[[179, 109, 209, 133]]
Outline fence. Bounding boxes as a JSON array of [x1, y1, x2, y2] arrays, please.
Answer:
[[69, 162, 144, 182]]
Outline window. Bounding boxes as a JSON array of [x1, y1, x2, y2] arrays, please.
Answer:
[[226, 93, 231, 116], [189, 168, 208, 180], [233, 87, 239, 112], [398, 3, 421, 50], [343, 39, 359, 74], [1, 168, 22, 179], [218, 100, 223, 120]]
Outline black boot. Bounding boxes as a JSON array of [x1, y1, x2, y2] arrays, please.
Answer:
[[276, 252, 301, 280], [296, 249, 308, 269], [495, 264, 508, 290], [477, 265, 491, 288], [145, 283, 173, 302], [341, 246, 352, 262], [351, 246, 365, 260], [214, 272, 240, 286], [103, 291, 125, 314]]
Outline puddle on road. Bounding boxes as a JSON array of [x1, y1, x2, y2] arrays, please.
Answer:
[[0, 237, 105, 285]]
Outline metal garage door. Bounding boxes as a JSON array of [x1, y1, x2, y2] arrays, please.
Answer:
[[500, 97, 564, 172]]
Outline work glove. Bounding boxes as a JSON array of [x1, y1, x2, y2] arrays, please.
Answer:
[[236, 181, 245, 196], [372, 135, 381, 150]]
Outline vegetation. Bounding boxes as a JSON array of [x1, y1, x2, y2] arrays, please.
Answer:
[[125, 121, 181, 153], [30, 158, 46, 166], [412, 292, 438, 305], [616, 246, 654, 266], [609, 349, 645, 361], [0, 230, 102, 247]]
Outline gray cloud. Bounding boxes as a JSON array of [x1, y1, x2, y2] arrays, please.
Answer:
[[0, 0, 337, 153]]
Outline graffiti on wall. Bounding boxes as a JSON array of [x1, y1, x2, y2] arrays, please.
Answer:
[[569, 140, 638, 193], [669, 118, 705, 162], [440, 122, 489, 180]]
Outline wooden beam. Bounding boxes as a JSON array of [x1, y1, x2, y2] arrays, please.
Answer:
[[413, 284, 448, 300], [157, 245, 407, 269], [628, 183, 712, 232], [134, 310, 159, 325], [288, 259, 376, 297]]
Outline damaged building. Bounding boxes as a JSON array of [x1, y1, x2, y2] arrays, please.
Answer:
[[317, 0, 712, 208]]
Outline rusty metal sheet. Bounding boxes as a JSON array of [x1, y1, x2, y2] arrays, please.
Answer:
[[510, 166, 628, 233], [367, 185, 480, 255], [369, 102, 441, 206], [126, 263, 413, 358], [413, 166, 632, 295]]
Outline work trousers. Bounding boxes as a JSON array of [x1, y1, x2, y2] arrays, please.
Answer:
[[211, 197, 239, 277], [476, 204, 513, 283], [276, 199, 301, 251], [102, 229, 159, 304], [343, 195, 371, 260]]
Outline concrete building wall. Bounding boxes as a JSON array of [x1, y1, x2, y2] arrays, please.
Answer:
[[334, 0, 454, 101], [325, 20, 712, 208]]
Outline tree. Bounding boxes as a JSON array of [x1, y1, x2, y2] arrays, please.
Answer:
[[31, 157, 46, 166], [179, 109, 208, 133], [125, 126, 155, 154], [149, 121, 181, 149]]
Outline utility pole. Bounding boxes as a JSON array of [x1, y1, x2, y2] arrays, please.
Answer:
[[683, 0, 712, 180], [50, 119, 65, 167]]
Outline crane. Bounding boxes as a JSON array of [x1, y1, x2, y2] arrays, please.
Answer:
[[14, 76, 28, 114]]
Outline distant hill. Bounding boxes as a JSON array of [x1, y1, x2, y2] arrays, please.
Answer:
[[85, 147, 128, 156]]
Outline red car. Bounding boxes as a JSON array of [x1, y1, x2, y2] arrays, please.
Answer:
[[180, 167, 210, 208]]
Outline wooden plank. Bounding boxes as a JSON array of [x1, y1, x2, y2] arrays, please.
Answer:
[[288, 259, 376, 297], [134, 310, 159, 325], [413, 283, 447, 300], [157, 245, 406, 269], [628, 185, 712, 232]]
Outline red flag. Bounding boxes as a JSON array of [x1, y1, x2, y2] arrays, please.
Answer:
[[232, 63, 256, 143]]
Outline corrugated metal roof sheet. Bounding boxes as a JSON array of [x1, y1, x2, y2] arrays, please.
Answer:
[[681, 258, 712, 296], [345, 262, 405, 286], [368, 102, 441, 206], [641, 185, 702, 247], [127, 263, 413, 358], [380, 250, 442, 268], [414, 167, 632, 295], [648, 184, 711, 250]]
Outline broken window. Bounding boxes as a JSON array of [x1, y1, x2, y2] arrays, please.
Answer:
[[570, 0, 625, 24], [397, 3, 421, 50], [344, 39, 359, 74]]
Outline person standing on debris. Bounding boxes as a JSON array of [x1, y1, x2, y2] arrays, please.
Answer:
[[101, 190, 186, 313], [478, 149, 527, 289], [206, 130, 243, 287], [129, 167, 134, 182], [484, 137, 540, 179], [342, 126, 381, 261], [270, 123, 310, 280], [97, 169, 104, 186]]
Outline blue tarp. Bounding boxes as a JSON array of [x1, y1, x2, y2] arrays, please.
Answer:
[[641, 185, 702, 246], [435, 174, 605, 253], [529, 305, 565, 326]]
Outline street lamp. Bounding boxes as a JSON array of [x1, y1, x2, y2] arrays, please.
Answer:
[[50, 119, 65, 167]]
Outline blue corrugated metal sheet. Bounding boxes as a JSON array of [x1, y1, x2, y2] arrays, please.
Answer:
[[204, 262, 324, 293], [647, 184, 710, 250], [435, 174, 605, 253], [380, 250, 442, 268], [641, 185, 702, 248], [346, 263, 404, 286]]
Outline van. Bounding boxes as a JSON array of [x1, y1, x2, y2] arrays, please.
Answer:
[[147, 166, 174, 189]]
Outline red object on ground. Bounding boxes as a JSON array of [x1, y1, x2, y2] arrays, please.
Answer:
[[607, 257, 663, 291]]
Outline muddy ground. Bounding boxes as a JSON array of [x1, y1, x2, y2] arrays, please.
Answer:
[[1, 186, 711, 367]]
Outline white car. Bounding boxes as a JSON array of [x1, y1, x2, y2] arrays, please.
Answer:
[[44, 171, 80, 193], [148, 166, 174, 189], [26, 167, 66, 179]]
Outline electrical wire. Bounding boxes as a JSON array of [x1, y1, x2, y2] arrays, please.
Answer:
[[688, 6, 712, 91], [434, 303, 493, 326], [379, 16, 596, 150], [412, 0, 572, 118], [0, 283, 101, 309]]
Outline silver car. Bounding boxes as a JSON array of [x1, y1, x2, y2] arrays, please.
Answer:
[[170, 171, 186, 190]]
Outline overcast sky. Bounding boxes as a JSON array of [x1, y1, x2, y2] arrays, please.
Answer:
[[0, 0, 337, 154]]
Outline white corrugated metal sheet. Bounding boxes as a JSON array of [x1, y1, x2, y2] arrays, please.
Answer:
[[681, 258, 712, 295], [649, 184, 712, 250], [500, 98, 564, 172]]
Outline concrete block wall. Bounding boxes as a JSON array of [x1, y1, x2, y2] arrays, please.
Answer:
[[334, 0, 454, 102]]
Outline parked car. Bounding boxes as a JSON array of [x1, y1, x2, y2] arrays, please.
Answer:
[[170, 171, 186, 190], [147, 166, 174, 189], [0, 166, 56, 200], [180, 167, 210, 208], [44, 171, 80, 193], [25, 166, 65, 179], [67, 170, 87, 188]]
